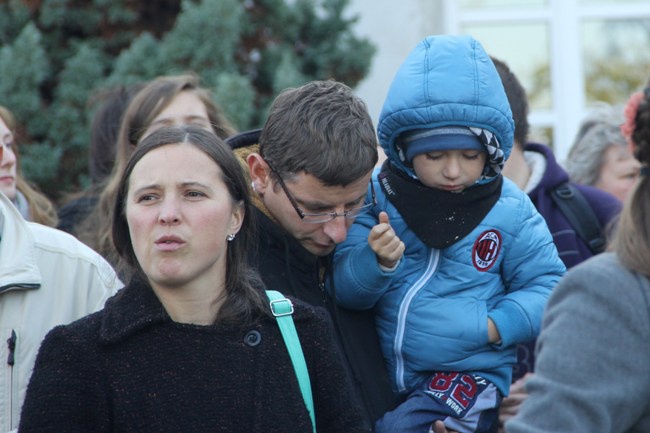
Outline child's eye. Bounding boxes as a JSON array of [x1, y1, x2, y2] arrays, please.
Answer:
[[425, 153, 443, 160], [463, 152, 482, 160]]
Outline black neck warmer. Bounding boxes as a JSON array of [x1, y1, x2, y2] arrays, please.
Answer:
[[378, 162, 503, 249]]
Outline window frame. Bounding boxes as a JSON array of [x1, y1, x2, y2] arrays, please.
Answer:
[[441, 0, 650, 160]]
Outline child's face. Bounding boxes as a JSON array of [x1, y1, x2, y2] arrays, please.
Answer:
[[412, 150, 487, 193]]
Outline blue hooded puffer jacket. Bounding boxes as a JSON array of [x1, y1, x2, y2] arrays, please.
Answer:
[[378, 35, 514, 180], [332, 35, 565, 397]]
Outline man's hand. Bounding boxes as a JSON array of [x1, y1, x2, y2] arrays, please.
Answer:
[[498, 373, 532, 432], [432, 421, 459, 433], [369, 211, 405, 269]]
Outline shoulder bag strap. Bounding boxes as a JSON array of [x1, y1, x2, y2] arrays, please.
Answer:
[[266, 290, 316, 433], [550, 182, 606, 254]]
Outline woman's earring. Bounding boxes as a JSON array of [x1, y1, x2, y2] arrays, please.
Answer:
[[227, 233, 236, 242], [251, 181, 257, 192]]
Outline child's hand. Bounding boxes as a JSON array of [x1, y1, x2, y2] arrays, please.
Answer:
[[369, 211, 405, 269]]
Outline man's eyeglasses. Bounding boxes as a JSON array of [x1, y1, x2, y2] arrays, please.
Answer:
[[265, 161, 376, 224]]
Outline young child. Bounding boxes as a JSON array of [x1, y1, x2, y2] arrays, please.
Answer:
[[332, 35, 566, 433]]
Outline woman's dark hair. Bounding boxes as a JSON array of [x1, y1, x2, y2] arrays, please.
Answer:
[[112, 125, 268, 323], [88, 83, 145, 184]]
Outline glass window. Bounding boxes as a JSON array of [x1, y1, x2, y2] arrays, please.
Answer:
[[460, 0, 546, 9], [462, 23, 551, 110], [582, 18, 650, 105], [580, 0, 647, 4], [529, 126, 553, 149], [442, 0, 650, 160]]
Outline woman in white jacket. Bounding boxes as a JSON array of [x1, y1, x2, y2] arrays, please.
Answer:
[[0, 185, 122, 432]]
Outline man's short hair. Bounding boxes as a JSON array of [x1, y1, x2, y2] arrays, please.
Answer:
[[259, 80, 378, 186], [491, 57, 530, 147]]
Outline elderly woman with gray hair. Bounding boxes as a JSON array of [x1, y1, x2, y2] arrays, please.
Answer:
[[565, 102, 640, 202]]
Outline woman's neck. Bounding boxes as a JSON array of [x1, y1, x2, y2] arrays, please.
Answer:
[[152, 280, 227, 325]]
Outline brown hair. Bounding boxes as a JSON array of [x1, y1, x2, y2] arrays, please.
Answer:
[[78, 74, 236, 264], [0, 105, 58, 227], [88, 83, 146, 184], [112, 125, 268, 323], [491, 57, 530, 148], [259, 80, 378, 186]]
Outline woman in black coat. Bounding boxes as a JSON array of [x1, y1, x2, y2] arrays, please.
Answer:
[[19, 126, 365, 433]]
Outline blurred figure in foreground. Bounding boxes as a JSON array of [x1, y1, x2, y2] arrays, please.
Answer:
[[506, 81, 650, 433]]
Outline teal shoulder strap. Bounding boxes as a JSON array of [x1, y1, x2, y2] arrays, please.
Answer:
[[266, 290, 316, 433]]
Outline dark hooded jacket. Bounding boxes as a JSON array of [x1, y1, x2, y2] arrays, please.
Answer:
[[524, 142, 621, 269], [512, 142, 622, 381], [227, 130, 397, 431]]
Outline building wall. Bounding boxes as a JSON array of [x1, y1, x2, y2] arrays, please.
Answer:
[[348, 0, 444, 127]]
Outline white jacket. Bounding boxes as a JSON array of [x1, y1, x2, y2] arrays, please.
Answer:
[[0, 193, 122, 432]]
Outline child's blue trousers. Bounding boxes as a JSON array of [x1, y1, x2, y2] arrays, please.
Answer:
[[375, 372, 502, 433]]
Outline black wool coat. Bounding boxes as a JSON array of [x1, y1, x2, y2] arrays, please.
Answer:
[[18, 276, 365, 433]]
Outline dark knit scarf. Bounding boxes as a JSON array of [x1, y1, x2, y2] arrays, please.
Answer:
[[378, 162, 503, 249]]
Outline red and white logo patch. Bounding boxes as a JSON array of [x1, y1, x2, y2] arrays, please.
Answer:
[[472, 230, 501, 272]]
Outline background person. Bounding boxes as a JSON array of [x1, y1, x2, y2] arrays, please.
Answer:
[[565, 102, 640, 203], [0, 105, 58, 226], [77, 73, 236, 268], [57, 83, 144, 235], [18, 126, 365, 433]]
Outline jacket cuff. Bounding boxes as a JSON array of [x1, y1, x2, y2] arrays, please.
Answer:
[[488, 299, 534, 349]]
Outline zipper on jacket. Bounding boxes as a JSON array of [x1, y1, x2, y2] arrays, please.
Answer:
[[6, 329, 17, 429], [393, 250, 439, 393], [318, 281, 328, 306], [318, 257, 329, 306], [6, 330, 16, 366]]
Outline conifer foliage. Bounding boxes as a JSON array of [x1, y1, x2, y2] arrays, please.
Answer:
[[0, 0, 375, 200]]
